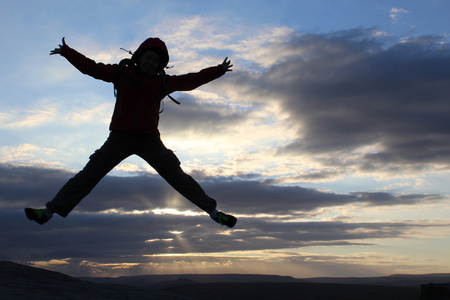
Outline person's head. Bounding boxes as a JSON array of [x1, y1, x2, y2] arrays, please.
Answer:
[[138, 50, 160, 76], [131, 38, 169, 75]]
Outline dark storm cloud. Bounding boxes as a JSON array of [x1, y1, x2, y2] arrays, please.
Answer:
[[0, 164, 173, 212], [1, 163, 445, 275], [1, 164, 441, 215], [159, 93, 250, 135], [224, 29, 450, 173], [201, 176, 441, 213], [1, 207, 442, 264]]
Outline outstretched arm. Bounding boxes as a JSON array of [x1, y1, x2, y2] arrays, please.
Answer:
[[50, 37, 67, 55], [49, 37, 117, 82], [166, 57, 233, 93]]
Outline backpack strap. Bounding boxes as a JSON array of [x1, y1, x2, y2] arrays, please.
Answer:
[[113, 58, 134, 97], [159, 70, 181, 105]]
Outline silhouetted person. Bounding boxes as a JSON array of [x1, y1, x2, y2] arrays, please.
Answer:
[[25, 37, 237, 228]]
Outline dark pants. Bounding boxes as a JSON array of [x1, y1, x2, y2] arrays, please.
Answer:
[[46, 131, 217, 217]]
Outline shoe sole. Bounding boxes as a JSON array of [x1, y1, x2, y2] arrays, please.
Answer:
[[24, 208, 47, 225], [24, 208, 36, 221], [225, 215, 237, 228]]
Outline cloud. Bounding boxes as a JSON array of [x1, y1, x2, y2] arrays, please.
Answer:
[[1, 163, 446, 229], [3, 26, 448, 208], [1, 155, 448, 276], [0, 104, 58, 129], [1, 164, 440, 215], [217, 29, 450, 180], [159, 92, 249, 137], [0, 144, 61, 167], [2, 17, 450, 277], [0, 100, 112, 130], [63, 102, 112, 125], [390, 7, 410, 23]]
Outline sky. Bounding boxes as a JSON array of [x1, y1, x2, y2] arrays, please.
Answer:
[[0, 0, 449, 278]]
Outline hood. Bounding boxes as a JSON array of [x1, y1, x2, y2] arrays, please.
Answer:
[[131, 38, 169, 72]]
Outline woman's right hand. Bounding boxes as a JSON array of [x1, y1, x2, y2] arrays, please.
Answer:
[[50, 37, 67, 55]]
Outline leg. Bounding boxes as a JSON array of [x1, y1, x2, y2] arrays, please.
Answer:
[[46, 134, 131, 217], [149, 149, 236, 227], [137, 138, 217, 214]]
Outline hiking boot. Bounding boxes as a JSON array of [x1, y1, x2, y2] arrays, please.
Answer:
[[25, 208, 51, 225], [212, 211, 237, 228]]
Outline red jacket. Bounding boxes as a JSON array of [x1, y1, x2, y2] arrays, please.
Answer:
[[60, 39, 226, 135]]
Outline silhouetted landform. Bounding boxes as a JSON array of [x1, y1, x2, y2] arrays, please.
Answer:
[[165, 282, 422, 300], [79, 273, 450, 287], [421, 283, 450, 300], [2, 261, 450, 300], [79, 273, 301, 287], [0, 261, 194, 299], [305, 273, 450, 286], [80, 273, 450, 300]]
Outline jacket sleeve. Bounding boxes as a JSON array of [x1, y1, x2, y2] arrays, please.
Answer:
[[60, 45, 117, 83], [165, 66, 226, 93]]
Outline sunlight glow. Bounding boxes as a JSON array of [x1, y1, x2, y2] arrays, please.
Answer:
[[152, 208, 204, 216], [169, 231, 184, 235], [145, 238, 174, 243]]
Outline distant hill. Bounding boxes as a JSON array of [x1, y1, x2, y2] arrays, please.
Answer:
[[78, 273, 302, 287], [304, 273, 450, 286], [0, 261, 194, 299], [78, 272, 450, 287], [4, 261, 450, 300], [164, 281, 421, 300]]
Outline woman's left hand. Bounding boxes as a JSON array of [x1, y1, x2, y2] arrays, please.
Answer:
[[221, 57, 233, 72]]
